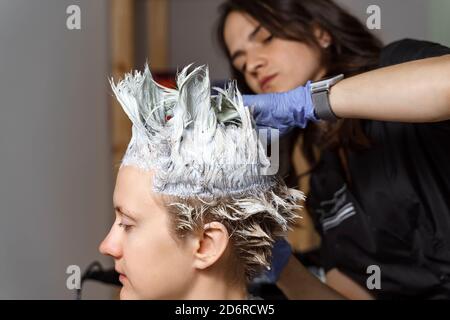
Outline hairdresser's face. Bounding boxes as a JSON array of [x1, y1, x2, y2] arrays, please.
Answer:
[[99, 166, 195, 300], [224, 11, 326, 93]]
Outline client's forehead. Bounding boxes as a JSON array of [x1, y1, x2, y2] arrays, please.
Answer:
[[113, 166, 163, 219]]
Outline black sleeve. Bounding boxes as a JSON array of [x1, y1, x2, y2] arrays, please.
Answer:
[[307, 151, 349, 272], [380, 38, 450, 67]]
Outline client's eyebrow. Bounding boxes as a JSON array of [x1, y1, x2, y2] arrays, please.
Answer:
[[230, 24, 263, 63], [114, 205, 137, 221]]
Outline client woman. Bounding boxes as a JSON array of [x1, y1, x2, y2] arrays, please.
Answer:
[[99, 64, 318, 299]]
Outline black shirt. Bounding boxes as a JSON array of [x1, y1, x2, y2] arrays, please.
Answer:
[[308, 39, 450, 299]]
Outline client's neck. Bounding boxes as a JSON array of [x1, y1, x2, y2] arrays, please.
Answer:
[[184, 271, 247, 300]]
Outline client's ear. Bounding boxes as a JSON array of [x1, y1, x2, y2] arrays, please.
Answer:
[[192, 222, 230, 270]]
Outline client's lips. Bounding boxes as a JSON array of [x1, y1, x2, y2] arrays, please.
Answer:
[[259, 74, 278, 90], [115, 268, 127, 283], [119, 273, 127, 283]]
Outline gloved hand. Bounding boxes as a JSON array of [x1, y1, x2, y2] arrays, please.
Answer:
[[243, 81, 319, 136], [264, 238, 293, 283]]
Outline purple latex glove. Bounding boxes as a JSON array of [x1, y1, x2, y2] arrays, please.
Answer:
[[243, 81, 319, 136]]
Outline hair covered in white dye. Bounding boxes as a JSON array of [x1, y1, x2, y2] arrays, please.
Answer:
[[110, 64, 304, 281]]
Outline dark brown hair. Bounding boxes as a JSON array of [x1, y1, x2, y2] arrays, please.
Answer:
[[216, 0, 383, 175]]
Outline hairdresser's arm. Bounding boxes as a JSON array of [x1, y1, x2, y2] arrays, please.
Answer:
[[277, 255, 346, 300], [330, 55, 450, 122]]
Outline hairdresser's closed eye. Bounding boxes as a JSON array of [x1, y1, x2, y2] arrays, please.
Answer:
[[263, 34, 274, 44], [238, 34, 274, 72], [233, 57, 246, 73]]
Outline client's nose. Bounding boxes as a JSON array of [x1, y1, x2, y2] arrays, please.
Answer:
[[99, 227, 122, 259]]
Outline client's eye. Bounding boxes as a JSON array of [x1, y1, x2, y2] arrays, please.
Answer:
[[118, 222, 133, 232]]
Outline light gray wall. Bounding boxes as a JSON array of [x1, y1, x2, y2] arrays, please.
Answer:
[[0, 0, 114, 299], [169, 0, 230, 81], [169, 0, 448, 81], [428, 0, 450, 46], [336, 0, 428, 44]]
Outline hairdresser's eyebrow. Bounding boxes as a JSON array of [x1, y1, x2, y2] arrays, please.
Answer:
[[230, 24, 263, 63], [114, 205, 137, 221]]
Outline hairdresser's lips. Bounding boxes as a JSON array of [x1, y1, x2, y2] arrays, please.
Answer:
[[259, 74, 278, 91]]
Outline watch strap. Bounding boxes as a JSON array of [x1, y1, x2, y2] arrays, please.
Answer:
[[312, 90, 339, 121]]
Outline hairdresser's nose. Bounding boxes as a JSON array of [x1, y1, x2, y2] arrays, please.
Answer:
[[246, 48, 267, 76], [99, 226, 123, 259]]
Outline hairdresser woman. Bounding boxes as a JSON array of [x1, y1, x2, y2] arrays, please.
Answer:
[[217, 0, 450, 300]]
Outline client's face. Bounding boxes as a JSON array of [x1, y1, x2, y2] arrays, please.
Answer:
[[99, 166, 195, 299]]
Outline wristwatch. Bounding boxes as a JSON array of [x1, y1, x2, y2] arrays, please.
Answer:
[[310, 74, 344, 121]]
